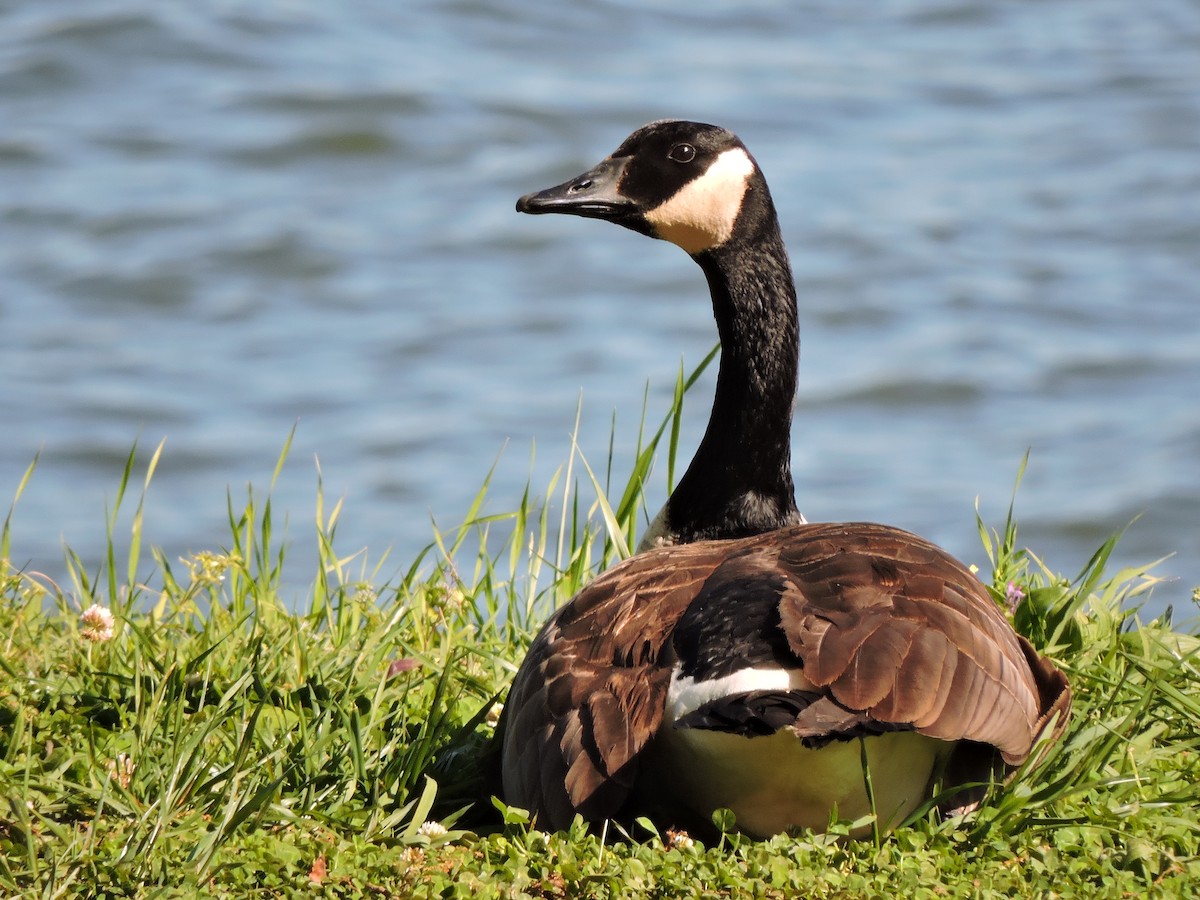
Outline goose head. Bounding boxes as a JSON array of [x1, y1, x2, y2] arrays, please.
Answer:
[[517, 120, 802, 547], [517, 120, 766, 256]]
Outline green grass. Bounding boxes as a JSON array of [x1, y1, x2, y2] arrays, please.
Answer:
[[1, 370, 1198, 898]]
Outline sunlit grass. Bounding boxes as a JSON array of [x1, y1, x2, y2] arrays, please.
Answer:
[[1, 359, 1198, 897]]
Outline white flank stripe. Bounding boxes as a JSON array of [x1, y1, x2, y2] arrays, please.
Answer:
[[666, 664, 817, 724]]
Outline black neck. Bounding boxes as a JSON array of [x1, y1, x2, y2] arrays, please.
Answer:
[[664, 213, 801, 543]]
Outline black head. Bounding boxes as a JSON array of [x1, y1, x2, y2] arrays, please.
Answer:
[[516, 120, 765, 255]]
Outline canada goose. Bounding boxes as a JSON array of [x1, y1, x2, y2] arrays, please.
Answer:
[[498, 120, 1070, 838]]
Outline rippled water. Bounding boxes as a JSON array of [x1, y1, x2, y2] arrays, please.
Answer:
[[2, 1, 1198, 615]]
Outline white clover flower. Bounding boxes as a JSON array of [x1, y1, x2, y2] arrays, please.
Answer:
[[107, 753, 135, 789], [416, 820, 447, 838], [80, 604, 115, 642], [666, 828, 695, 850]]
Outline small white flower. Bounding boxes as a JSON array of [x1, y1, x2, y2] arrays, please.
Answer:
[[666, 828, 694, 850], [107, 753, 135, 788], [486, 702, 504, 728], [417, 820, 447, 838], [80, 604, 115, 642]]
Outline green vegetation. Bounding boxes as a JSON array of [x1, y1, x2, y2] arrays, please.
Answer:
[[1, 371, 1198, 898]]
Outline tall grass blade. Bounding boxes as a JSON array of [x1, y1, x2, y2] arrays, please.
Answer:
[[2, 452, 38, 564]]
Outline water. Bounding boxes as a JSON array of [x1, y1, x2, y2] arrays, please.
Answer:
[[2, 0, 1198, 617]]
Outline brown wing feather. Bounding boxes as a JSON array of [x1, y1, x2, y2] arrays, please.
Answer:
[[775, 522, 1070, 763], [499, 544, 723, 829]]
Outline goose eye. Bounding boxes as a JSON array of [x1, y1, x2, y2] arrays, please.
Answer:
[[668, 143, 696, 163]]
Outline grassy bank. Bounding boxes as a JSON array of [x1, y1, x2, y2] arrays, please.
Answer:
[[2, 393, 1198, 897]]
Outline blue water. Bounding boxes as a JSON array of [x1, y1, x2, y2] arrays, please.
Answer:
[[2, 1, 1198, 616]]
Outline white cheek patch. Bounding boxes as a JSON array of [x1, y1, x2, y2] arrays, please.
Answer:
[[644, 147, 756, 254]]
